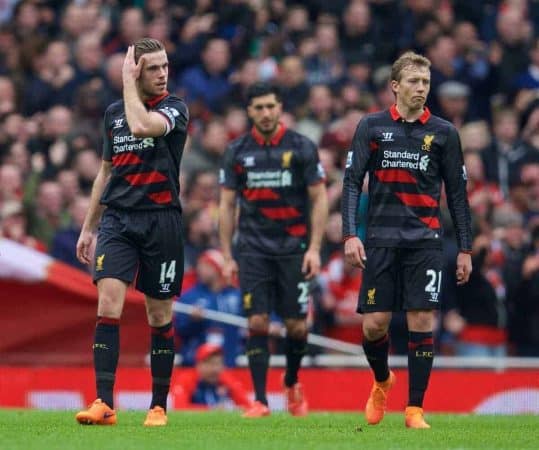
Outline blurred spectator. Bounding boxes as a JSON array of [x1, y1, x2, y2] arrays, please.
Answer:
[[172, 343, 252, 410], [511, 224, 539, 355], [182, 168, 219, 214], [482, 108, 522, 196], [25, 179, 67, 249], [493, 5, 532, 94], [174, 250, 243, 367], [319, 252, 363, 345], [0, 162, 22, 205], [183, 206, 218, 271], [178, 37, 232, 114], [444, 234, 507, 357], [436, 80, 472, 128], [0, 199, 46, 251], [464, 151, 504, 232], [304, 21, 345, 87], [513, 37, 539, 91], [103, 7, 146, 55], [182, 118, 229, 174], [22, 39, 77, 115], [50, 195, 90, 271], [277, 55, 309, 116], [226, 58, 261, 108]]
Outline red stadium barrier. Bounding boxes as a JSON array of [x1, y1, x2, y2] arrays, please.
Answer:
[[1, 366, 538, 414]]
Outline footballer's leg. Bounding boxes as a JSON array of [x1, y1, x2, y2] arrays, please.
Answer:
[[359, 248, 398, 425], [283, 319, 309, 416], [402, 248, 441, 429], [138, 211, 184, 426], [76, 278, 128, 425], [143, 296, 175, 426], [239, 255, 273, 418], [277, 255, 310, 416]]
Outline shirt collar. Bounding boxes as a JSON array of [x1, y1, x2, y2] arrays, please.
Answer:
[[251, 122, 287, 146], [144, 91, 169, 108], [389, 104, 431, 124]]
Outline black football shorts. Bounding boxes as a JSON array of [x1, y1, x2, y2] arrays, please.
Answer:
[[358, 247, 443, 313], [93, 207, 184, 299], [238, 253, 309, 319]]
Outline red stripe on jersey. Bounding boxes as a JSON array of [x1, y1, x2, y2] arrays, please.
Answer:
[[418, 216, 441, 229], [395, 192, 438, 207], [147, 190, 172, 204], [243, 188, 280, 201], [124, 171, 167, 185], [375, 169, 417, 183], [260, 207, 301, 220], [369, 140, 379, 151], [112, 153, 143, 166], [286, 224, 307, 236]]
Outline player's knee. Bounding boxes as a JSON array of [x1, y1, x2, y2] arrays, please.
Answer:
[[97, 293, 123, 318], [248, 315, 269, 334], [286, 321, 307, 339], [407, 310, 434, 332], [362, 318, 389, 340]]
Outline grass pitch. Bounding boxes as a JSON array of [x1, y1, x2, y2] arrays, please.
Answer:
[[1, 410, 537, 450]]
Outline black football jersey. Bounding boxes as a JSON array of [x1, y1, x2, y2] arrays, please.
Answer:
[[101, 93, 189, 210], [342, 105, 472, 251], [221, 125, 325, 256]]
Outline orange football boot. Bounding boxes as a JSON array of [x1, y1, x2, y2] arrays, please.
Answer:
[[75, 398, 117, 425], [285, 382, 308, 417], [405, 406, 431, 429], [143, 406, 168, 426], [242, 401, 271, 418], [365, 371, 396, 425]]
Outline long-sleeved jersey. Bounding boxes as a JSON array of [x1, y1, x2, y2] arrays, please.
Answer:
[[220, 125, 325, 256], [342, 105, 472, 251], [101, 92, 189, 210]]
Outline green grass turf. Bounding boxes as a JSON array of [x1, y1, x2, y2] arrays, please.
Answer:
[[1, 410, 537, 450]]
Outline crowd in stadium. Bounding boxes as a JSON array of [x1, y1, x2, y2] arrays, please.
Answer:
[[0, 0, 538, 361]]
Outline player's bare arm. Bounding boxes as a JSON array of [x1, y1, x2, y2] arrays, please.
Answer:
[[303, 182, 328, 279], [218, 187, 239, 283], [76, 160, 111, 264], [122, 45, 170, 138]]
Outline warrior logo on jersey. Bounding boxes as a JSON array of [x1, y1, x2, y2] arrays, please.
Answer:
[[244, 156, 255, 167], [281, 151, 293, 168], [422, 134, 435, 151]]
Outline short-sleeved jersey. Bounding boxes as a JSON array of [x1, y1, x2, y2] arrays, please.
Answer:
[[220, 125, 325, 256], [101, 92, 189, 210], [342, 105, 472, 252]]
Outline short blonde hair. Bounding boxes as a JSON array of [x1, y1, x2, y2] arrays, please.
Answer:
[[391, 51, 431, 82]]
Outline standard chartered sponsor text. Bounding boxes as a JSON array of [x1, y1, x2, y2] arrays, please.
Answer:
[[113, 135, 154, 153], [382, 150, 420, 169], [246, 170, 292, 187]]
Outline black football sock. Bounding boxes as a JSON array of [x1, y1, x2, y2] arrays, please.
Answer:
[[150, 322, 175, 411], [246, 332, 269, 405], [94, 317, 120, 408], [408, 331, 434, 407], [362, 334, 390, 382], [284, 336, 308, 387]]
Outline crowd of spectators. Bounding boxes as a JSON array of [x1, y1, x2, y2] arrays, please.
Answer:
[[1, 0, 538, 360]]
